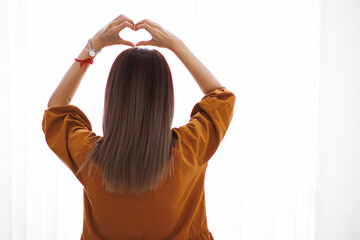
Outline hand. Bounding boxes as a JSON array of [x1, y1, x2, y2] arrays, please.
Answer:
[[91, 14, 135, 49], [134, 19, 180, 50]]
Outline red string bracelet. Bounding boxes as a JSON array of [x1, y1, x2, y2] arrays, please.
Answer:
[[75, 58, 94, 72]]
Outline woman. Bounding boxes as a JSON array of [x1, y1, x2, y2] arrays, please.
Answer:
[[42, 14, 235, 240]]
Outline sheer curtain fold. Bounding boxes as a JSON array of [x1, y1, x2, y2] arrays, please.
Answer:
[[315, 0, 360, 239], [0, 0, 12, 239], [2, 0, 358, 239]]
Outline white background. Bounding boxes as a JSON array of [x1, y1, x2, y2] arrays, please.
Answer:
[[0, 0, 359, 239]]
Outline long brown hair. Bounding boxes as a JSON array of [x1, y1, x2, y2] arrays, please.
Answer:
[[78, 47, 177, 195]]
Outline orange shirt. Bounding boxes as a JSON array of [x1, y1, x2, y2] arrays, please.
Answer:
[[42, 87, 236, 240]]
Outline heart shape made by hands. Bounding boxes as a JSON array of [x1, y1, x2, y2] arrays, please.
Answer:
[[119, 27, 152, 46]]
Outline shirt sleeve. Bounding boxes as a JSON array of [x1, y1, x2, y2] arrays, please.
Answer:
[[41, 105, 100, 182], [176, 87, 236, 166]]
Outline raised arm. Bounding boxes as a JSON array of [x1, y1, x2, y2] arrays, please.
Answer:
[[135, 19, 223, 95], [47, 14, 135, 108]]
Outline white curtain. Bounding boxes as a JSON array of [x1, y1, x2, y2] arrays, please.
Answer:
[[1, 0, 359, 239], [315, 0, 360, 239]]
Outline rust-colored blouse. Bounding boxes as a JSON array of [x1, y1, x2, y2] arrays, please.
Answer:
[[42, 87, 235, 240]]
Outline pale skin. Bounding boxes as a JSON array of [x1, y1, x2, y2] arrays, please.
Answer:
[[47, 14, 223, 108]]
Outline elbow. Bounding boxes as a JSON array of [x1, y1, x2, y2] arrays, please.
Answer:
[[47, 99, 53, 108], [47, 98, 57, 108], [47, 98, 71, 108]]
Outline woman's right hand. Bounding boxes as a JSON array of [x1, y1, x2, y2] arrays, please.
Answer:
[[134, 19, 180, 50]]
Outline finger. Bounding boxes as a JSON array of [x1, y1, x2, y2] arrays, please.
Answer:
[[134, 23, 154, 34], [112, 16, 135, 27], [135, 19, 146, 26], [135, 19, 158, 28], [136, 40, 154, 47], [115, 21, 134, 31], [112, 14, 126, 21]]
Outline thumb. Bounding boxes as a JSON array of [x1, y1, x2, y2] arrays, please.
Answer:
[[136, 40, 154, 47], [118, 38, 135, 47]]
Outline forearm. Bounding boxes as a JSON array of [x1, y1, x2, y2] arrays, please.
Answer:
[[171, 40, 223, 95], [133, 19, 222, 94], [47, 39, 103, 108], [47, 14, 135, 108]]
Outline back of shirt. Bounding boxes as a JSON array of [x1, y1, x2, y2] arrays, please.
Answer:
[[42, 86, 236, 240]]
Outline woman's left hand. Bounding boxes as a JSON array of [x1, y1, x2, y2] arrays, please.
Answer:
[[90, 14, 135, 50]]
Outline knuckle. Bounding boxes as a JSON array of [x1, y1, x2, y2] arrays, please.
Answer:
[[117, 16, 125, 21], [109, 21, 118, 27]]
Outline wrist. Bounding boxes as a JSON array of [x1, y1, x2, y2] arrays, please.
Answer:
[[170, 39, 187, 55], [169, 38, 185, 53], [90, 38, 104, 51]]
